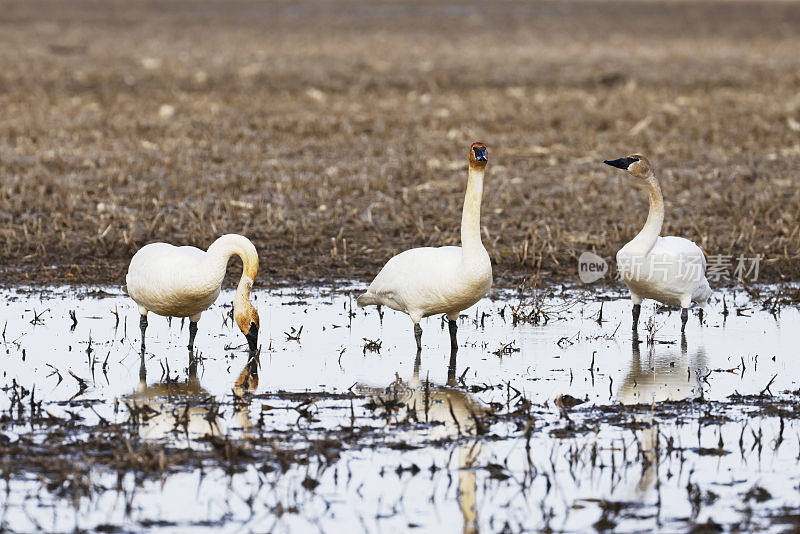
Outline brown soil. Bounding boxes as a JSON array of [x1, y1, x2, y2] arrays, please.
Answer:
[[1, 0, 799, 287]]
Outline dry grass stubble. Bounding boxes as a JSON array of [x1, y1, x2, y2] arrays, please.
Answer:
[[0, 0, 798, 286]]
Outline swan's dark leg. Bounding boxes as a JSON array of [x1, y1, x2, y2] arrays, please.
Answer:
[[448, 320, 458, 351], [698, 308, 704, 326], [188, 321, 198, 351], [414, 323, 422, 352], [188, 354, 198, 378], [632, 304, 641, 331], [139, 314, 148, 353], [447, 346, 458, 386], [138, 347, 146, 382], [681, 308, 688, 332]]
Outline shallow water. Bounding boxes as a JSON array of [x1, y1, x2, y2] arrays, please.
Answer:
[[0, 283, 799, 532]]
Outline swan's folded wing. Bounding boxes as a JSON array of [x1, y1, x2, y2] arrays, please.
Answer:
[[126, 243, 218, 315], [366, 246, 462, 310], [657, 236, 706, 268], [177, 246, 206, 261], [653, 236, 709, 295], [128, 244, 205, 286]]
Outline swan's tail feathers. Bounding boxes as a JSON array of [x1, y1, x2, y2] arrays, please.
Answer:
[[356, 292, 379, 308], [695, 278, 712, 307]]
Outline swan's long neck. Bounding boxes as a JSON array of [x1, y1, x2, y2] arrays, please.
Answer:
[[627, 173, 664, 256], [203, 234, 259, 309], [460, 164, 486, 255]]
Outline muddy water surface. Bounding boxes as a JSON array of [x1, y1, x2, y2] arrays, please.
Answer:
[[1, 284, 799, 532]]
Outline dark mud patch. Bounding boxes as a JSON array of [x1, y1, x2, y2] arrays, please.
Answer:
[[3, 383, 800, 532]]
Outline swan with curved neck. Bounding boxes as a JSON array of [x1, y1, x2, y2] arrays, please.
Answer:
[[605, 155, 711, 332], [126, 233, 260, 352], [357, 142, 493, 351]]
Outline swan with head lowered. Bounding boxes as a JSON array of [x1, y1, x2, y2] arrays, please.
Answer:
[[357, 142, 493, 352], [604, 155, 711, 332], [126, 233, 260, 352]]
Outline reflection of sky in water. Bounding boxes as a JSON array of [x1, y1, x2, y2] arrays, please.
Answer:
[[0, 285, 799, 532], [1, 285, 797, 406]]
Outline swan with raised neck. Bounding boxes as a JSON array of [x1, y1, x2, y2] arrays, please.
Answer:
[[357, 142, 493, 351]]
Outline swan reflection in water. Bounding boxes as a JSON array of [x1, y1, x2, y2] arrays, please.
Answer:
[[358, 349, 485, 534], [616, 334, 706, 493], [127, 352, 259, 441]]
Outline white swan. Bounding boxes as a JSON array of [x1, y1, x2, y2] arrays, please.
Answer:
[[604, 155, 712, 332], [126, 233, 260, 351], [357, 143, 493, 351]]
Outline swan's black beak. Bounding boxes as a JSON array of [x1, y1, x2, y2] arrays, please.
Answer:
[[473, 146, 487, 162], [604, 157, 638, 170], [246, 323, 258, 352]]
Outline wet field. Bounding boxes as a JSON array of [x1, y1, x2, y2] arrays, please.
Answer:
[[2, 0, 799, 531], [1, 283, 799, 532]]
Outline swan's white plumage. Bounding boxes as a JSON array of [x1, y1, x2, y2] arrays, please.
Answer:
[[357, 143, 493, 327], [358, 245, 491, 321], [125, 234, 260, 341], [606, 154, 711, 313], [618, 236, 712, 308], [126, 243, 222, 319]]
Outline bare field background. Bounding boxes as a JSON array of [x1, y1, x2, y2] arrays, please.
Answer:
[[0, 0, 798, 286]]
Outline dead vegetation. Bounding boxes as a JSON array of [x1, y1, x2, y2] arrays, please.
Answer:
[[0, 0, 799, 286], [3, 378, 800, 532], [1, 284, 799, 530]]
